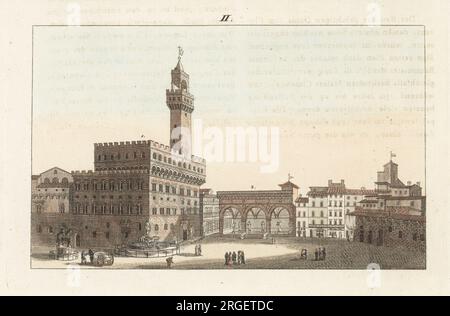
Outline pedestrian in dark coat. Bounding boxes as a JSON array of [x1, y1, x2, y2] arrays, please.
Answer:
[[88, 249, 94, 263], [224, 252, 229, 265], [322, 247, 326, 260], [232, 251, 237, 264], [81, 250, 86, 265], [241, 251, 246, 264], [314, 248, 318, 261]]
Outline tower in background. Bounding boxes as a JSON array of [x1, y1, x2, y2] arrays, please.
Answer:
[[166, 47, 194, 156]]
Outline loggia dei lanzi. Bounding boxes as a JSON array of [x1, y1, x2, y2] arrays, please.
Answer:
[[176, 300, 274, 313]]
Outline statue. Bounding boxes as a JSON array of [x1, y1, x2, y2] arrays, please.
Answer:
[[178, 46, 184, 61], [56, 226, 73, 247], [145, 220, 151, 237]]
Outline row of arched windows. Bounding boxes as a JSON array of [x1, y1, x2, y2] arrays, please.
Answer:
[[97, 151, 146, 161], [167, 95, 192, 105], [42, 177, 69, 184], [151, 182, 198, 197], [74, 180, 146, 191], [32, 194, 67, 200], [153, 223, 173, 232], [72, 203, 143, 215], [151, 152, 204, 174]]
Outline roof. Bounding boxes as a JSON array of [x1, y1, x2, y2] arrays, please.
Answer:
[[383, 160, 398, 167], [391, 178, 406, 187], [278, 181, 299, 189], [174, 59, 184, 71], [295, 197, 309, 204], [344, 188, 377, 195], [40, 166, 71, 176], [307, 186, 328, 196], [350, 206, 425, 222], [359, 199, 379, 203], [384, 196, 425, 200]]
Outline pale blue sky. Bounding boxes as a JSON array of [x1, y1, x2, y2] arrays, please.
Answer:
[[33, 26, 425, 192]]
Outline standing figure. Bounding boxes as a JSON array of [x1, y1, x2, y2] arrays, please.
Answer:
[[198, 244, 202, 256], [232, 251, 237, 265], [166, 257, 174, 268], [322, 247, 326, 261], [314, 248, 318, 261], [241, 251, 246, 264], [80, 250, 86, 265], [224, 252, 229, 265], [88, 248, 94, 263]]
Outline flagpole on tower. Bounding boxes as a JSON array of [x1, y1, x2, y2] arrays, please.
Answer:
[[390, 151, 396, 162]]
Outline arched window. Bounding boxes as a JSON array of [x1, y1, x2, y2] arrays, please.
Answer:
[[164, 224, 168, 230], [52, 177, 59, 184], [59, 204, 65, 213], [37, 225, 42, 233], [61, 177, 68, 184], [398, 231, 403, 239], [154, 224, 159, 231], [48, 226, 53, 233], [153, 153, 157, 159]]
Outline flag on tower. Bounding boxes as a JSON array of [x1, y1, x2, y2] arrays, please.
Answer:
[[390, 151, 397, 161]]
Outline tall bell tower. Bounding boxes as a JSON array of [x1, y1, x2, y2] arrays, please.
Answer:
[[166, 47, 194, 155]]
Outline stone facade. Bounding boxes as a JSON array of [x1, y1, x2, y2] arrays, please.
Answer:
[[31, 55, 206, 249], [199, 188, 220, 236], [217, 181, 299, 236], [349, 159, 426, 249], [353, 207, 425, 250], [297, 181, 374, 239]]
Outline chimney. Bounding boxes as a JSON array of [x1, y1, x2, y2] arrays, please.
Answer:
[[416, 181, 420, 187], [407, 181, 411, 185], [361, 187, 366, 190], [328, 179, 332, 186], [340, 179, 345, 184]]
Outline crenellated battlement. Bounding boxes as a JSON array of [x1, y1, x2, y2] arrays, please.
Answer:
[[94, 140, 154, 147]]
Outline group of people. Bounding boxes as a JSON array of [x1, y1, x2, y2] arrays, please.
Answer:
[[194, 244, 202, 256], [224, 250, 246, 266], [80, 249, 95, 265], [314, 247, 326, 261]]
